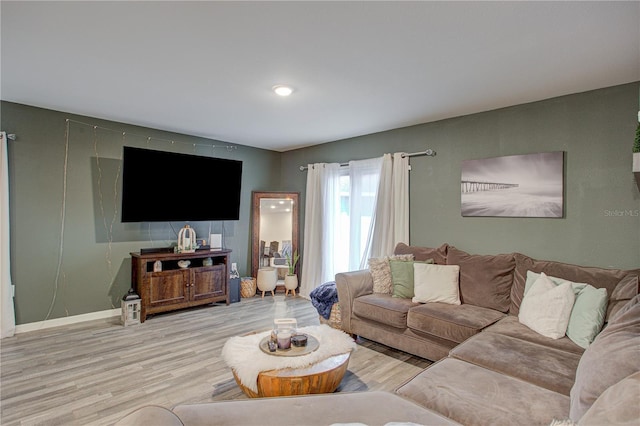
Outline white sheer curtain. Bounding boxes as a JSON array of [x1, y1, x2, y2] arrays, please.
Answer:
[[348, 157, 383, 270], [301, 157, 384, 297], [301, 153, 409, 297], [299, 163, 341, 298], [1, 132, 16, 338], [369, 152, 410, 258]]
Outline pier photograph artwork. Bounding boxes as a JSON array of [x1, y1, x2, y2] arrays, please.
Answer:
[[461, 151, 564, 218]]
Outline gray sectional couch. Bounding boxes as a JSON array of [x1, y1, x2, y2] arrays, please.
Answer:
[[116, 243, 639, 425], [335, 243, 640, 425]]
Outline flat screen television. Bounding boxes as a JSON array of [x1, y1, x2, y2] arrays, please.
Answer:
[[121, 146, 243, 222]]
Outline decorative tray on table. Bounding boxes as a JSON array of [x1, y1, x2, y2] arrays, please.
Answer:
[[258, 334, 319, 357]]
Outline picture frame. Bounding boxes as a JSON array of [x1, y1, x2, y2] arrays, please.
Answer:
[[461, 151, 564, 218]]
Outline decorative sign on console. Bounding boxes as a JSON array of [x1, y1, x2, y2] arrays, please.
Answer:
[[177, 225, 197, 253]]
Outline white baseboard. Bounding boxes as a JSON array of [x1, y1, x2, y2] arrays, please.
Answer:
[[15, 308, 121, 334]]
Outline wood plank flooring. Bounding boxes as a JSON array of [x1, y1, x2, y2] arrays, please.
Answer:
[[1, 296, 431, 426]]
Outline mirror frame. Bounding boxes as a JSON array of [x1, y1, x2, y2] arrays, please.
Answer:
[[251, 191, 300, 280]]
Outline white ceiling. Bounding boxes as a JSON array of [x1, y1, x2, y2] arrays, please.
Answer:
[[2, 1, 639, 152]]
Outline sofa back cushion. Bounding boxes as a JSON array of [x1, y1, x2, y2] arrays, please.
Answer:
[[446, 246, 515, 313], [394, 242, 448, 264], [509, 253, 639, 318], [569, 294, 640, 422], [576, 371, 640, 425], [608, 274, 640, 320]]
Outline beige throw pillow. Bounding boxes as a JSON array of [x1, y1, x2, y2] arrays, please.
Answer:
[[412, 263, 461, 305], [369, 254, 413, 294], [519, 272, 575, 339]]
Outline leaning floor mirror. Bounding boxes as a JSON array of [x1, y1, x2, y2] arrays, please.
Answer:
[[251, 192, 300, 291]]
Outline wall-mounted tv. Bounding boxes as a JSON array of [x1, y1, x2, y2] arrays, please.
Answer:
[[121, 146, 243, 222]]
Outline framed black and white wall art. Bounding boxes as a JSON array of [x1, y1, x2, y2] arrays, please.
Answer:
[[461, 151, 564, 218]]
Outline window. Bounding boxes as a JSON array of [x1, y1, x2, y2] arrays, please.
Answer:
[[332, 159, 382, 275]]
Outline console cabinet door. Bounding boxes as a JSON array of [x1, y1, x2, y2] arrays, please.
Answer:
[[192, 264, 226, 301], [148, 270, 189, 307]]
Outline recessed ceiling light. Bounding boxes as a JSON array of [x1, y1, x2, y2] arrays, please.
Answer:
[[273, 85, 293, 97]]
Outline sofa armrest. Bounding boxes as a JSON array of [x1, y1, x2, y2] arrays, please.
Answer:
[[335, 269, 373, 333]]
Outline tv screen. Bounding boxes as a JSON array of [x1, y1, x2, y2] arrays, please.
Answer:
[[121, 147, 243, 222]]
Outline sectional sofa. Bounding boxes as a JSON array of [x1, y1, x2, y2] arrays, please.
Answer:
[[335, 243, 640, 425], [116, 243, 639, 425]]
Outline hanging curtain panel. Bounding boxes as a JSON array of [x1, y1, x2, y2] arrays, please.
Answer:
[[391, 152, 410, 246], [1, 132, 16, 338], [300, 163, 341, 298], [347, 157, 383, 270], [369, 152, 410, 258], [301, 152, 410, 297]]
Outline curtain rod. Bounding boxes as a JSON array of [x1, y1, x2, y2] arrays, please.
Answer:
[[298, 149, 436, 171]]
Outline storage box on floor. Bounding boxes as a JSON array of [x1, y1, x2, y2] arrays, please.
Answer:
[[229, 278, 240, 303]]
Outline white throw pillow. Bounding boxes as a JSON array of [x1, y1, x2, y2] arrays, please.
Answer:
[[412, 263, 461, 305], [519, 272, 576, 339]]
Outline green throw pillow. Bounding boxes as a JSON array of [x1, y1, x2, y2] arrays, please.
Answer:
[[390, 259, 433, 299]]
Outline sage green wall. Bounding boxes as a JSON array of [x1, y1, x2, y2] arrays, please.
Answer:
[[3, 83, 639, 324], [1, 102, 281, 325], [280, 83, 640, 271]]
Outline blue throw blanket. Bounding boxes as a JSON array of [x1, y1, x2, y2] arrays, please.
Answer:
[[310, 281, 338, 320]]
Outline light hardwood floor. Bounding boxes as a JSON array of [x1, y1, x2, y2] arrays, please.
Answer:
[[1, 296, 431, 426]]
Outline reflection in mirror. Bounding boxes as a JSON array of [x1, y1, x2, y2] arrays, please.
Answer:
[[251, 192, 299, 287]]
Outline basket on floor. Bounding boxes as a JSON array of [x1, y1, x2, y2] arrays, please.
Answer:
[[240, 277, 257, 298], [319, 302, 342, 330]]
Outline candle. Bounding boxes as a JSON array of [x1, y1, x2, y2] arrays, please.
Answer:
[[277, 331, 291, 350]]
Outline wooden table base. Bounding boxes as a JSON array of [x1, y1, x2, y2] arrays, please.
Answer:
[[232, 351, 351, 398]]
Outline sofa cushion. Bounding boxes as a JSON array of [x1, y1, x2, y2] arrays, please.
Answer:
[[519, 273, 576, 339], [450, 332, 582, 395], [446, 247, 515, 313], [569, 295, 640, 422], [510, 253, 638, 317], [577, 371, 640, 426], [396, 358, 570, 426], [394, 242, 448, 264], [407, 303, 504, 344], [483, 316, 584, 355], [172, 391, 460, 426], [115, 406, 184, 426], [412, 263, 461, 305], [607, 273, 639, 320], [353, 293, 417, 329]]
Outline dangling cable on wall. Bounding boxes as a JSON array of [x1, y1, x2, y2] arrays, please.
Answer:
[[45, 119, 71, 321]]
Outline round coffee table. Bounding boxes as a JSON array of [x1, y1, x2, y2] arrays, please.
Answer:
[[232, 351, 351, 398]]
